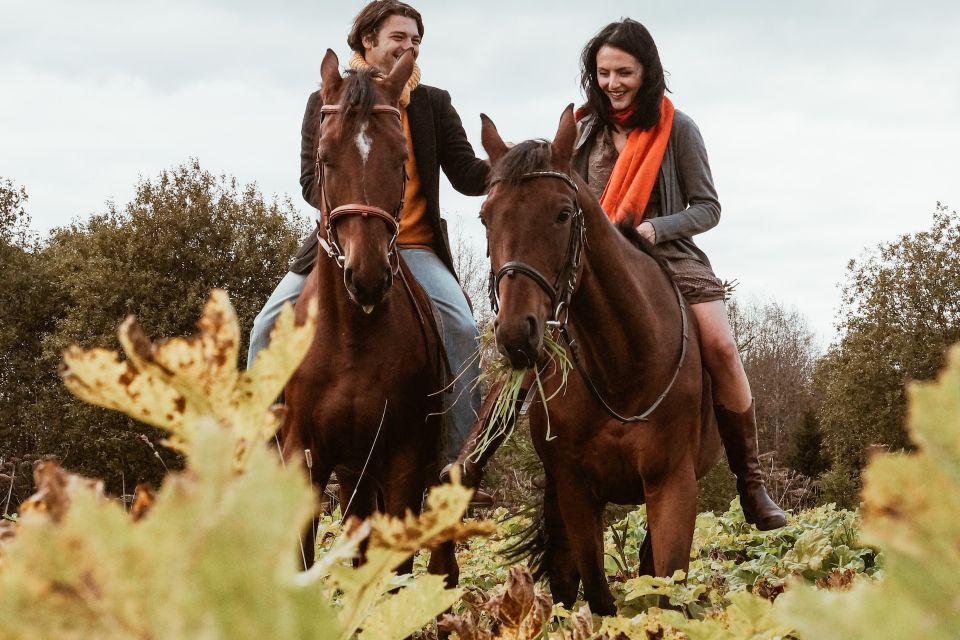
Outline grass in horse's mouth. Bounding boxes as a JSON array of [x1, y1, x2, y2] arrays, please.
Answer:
[[469, 333, 572, 461]]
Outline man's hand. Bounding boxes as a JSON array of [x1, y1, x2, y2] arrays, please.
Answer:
[[636, 221, 657, 244]]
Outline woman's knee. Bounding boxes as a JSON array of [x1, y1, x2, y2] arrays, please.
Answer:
[[697, 320, 741, 369]]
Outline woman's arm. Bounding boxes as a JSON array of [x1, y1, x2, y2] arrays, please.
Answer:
[[647, 113, 721, 244]]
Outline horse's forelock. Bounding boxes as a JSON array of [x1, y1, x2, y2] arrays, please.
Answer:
[[332, 69, 379, 137], [488, 140, 553, 186]]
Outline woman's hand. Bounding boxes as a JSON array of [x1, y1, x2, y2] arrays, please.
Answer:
[[636, 221, 657, 244]]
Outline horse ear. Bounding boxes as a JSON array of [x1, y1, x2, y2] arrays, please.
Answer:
[[320, 48, 342, 100], [480, 114, 509, 165], [551, 104, 577, 168], [382, 49, 416, 104]]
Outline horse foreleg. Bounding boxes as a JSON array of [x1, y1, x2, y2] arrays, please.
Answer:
[[278, 425, 332, 570], [637, 526, 655, 577], [382, 450, 432, 579], [555, 479, 616, 616], [644, 462, 697, 578], [543, 479, 580, 608], [338, 469, 380, 566], [427, 540, 459, 589], [300, 463, 333, 569]]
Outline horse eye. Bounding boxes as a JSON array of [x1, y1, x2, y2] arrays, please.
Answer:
[[556, 210, 572, 223]]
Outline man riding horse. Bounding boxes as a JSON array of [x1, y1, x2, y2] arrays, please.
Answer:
[[248, 0, 491, 503]]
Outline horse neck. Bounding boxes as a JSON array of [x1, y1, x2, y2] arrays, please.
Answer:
[[567, 191, 682, 379]]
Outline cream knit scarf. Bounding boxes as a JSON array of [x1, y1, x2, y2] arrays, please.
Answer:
[[348, 51, 421, 108]]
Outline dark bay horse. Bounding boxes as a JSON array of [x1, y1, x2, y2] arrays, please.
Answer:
[[281, 49, 456, 581], [477, 106, 722, 615]]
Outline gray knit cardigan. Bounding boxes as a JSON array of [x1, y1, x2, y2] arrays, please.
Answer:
[[572, 109, 721, 268]]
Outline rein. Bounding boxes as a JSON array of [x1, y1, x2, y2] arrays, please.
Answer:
[[486, 170, 689, 424], [315, 103, 407, 273]]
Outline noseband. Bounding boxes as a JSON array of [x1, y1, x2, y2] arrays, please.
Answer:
[[315, 104, 407, 272], [485, 169, 689, 424], [486, 170, 585, 329]]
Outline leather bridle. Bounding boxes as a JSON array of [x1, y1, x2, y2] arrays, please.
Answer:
[[485, 169, 689, 424], [487, 170, 585, 329], [315, 103, 407, 273]]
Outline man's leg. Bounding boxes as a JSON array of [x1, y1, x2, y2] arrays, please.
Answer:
[[399, 249, 482, 466], [247, 271, 308, 370]]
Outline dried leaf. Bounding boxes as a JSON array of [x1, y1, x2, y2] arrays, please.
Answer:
[[129, 484, 155, 521], [438, 610, 494, 640], [482, 565, 535, 628], [17, 462, 105, 523], [564, 604, 594, 640], [60, 289, 317, 467]]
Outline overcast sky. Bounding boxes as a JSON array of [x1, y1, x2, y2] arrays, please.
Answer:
[[3, 1, 958, 343]]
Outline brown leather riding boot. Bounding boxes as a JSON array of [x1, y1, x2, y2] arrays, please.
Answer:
[[715, 401, 787, 530]]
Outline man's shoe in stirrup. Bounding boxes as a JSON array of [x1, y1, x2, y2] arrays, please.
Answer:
[[439, 463, 493, 506], [469, 489, 494, 507], [715, 400, 787, 531]]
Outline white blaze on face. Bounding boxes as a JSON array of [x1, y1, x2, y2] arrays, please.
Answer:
[[355, 122, 372, 164]]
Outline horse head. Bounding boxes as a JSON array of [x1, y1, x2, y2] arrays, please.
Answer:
[[480, 105, 581, 369], [315, 48, 415, 310]]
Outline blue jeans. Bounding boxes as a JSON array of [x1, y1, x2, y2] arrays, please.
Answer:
[[247, 248, 481, 465]]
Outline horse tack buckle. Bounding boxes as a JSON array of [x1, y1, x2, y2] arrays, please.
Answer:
[[317, 228, 346, 267]]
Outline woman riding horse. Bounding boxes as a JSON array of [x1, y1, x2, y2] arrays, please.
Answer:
[[457, 19, 785, 532], [574, 19, 785, 531]]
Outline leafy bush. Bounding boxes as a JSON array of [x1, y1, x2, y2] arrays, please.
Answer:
[[3, 162, 307, 495], [815, 203, 960, 500]]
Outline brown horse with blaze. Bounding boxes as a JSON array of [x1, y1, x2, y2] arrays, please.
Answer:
[[477, 106, 723, 615], [281, 48, 457, 583]]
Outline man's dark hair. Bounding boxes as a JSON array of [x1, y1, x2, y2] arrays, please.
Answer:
[[579, 19, 667, 131], [347, 1, 424, 54]]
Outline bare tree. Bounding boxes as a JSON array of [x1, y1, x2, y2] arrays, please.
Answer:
[[449, 217, 493, 327], [727, 296, 821, 459]]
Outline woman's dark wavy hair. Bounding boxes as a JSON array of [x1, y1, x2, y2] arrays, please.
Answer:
[[579, 19, 667, 131]]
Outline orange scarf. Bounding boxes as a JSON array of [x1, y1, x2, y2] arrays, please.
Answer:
[[599, 96, 675, 226]]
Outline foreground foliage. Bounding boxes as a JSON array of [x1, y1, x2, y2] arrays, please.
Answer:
[[2, 289, 959, 639], [0, 291, 490, 640]]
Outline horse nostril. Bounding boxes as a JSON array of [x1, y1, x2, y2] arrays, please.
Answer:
[[525, 315, 539, 339]]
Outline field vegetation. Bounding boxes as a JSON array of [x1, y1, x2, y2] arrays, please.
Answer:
[[2, 165, 959, 638]]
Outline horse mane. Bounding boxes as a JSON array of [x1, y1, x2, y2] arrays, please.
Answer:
[[489, 139, 671, 272], [487, 139, 552, 186], [614, 220, 674, 275]]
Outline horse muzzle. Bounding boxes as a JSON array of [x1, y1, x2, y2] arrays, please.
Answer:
[[494, 313, 544, 370], [344, 264, 393, 309]]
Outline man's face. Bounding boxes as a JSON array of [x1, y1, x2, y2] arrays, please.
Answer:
[[363, 14, 421, 74]]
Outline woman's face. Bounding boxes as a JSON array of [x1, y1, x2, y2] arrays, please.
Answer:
[[596, 45, 644, 112]]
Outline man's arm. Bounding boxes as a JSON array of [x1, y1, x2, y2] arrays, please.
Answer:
[[300, 90, 324, 210], [435, 89, 489, 195]]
